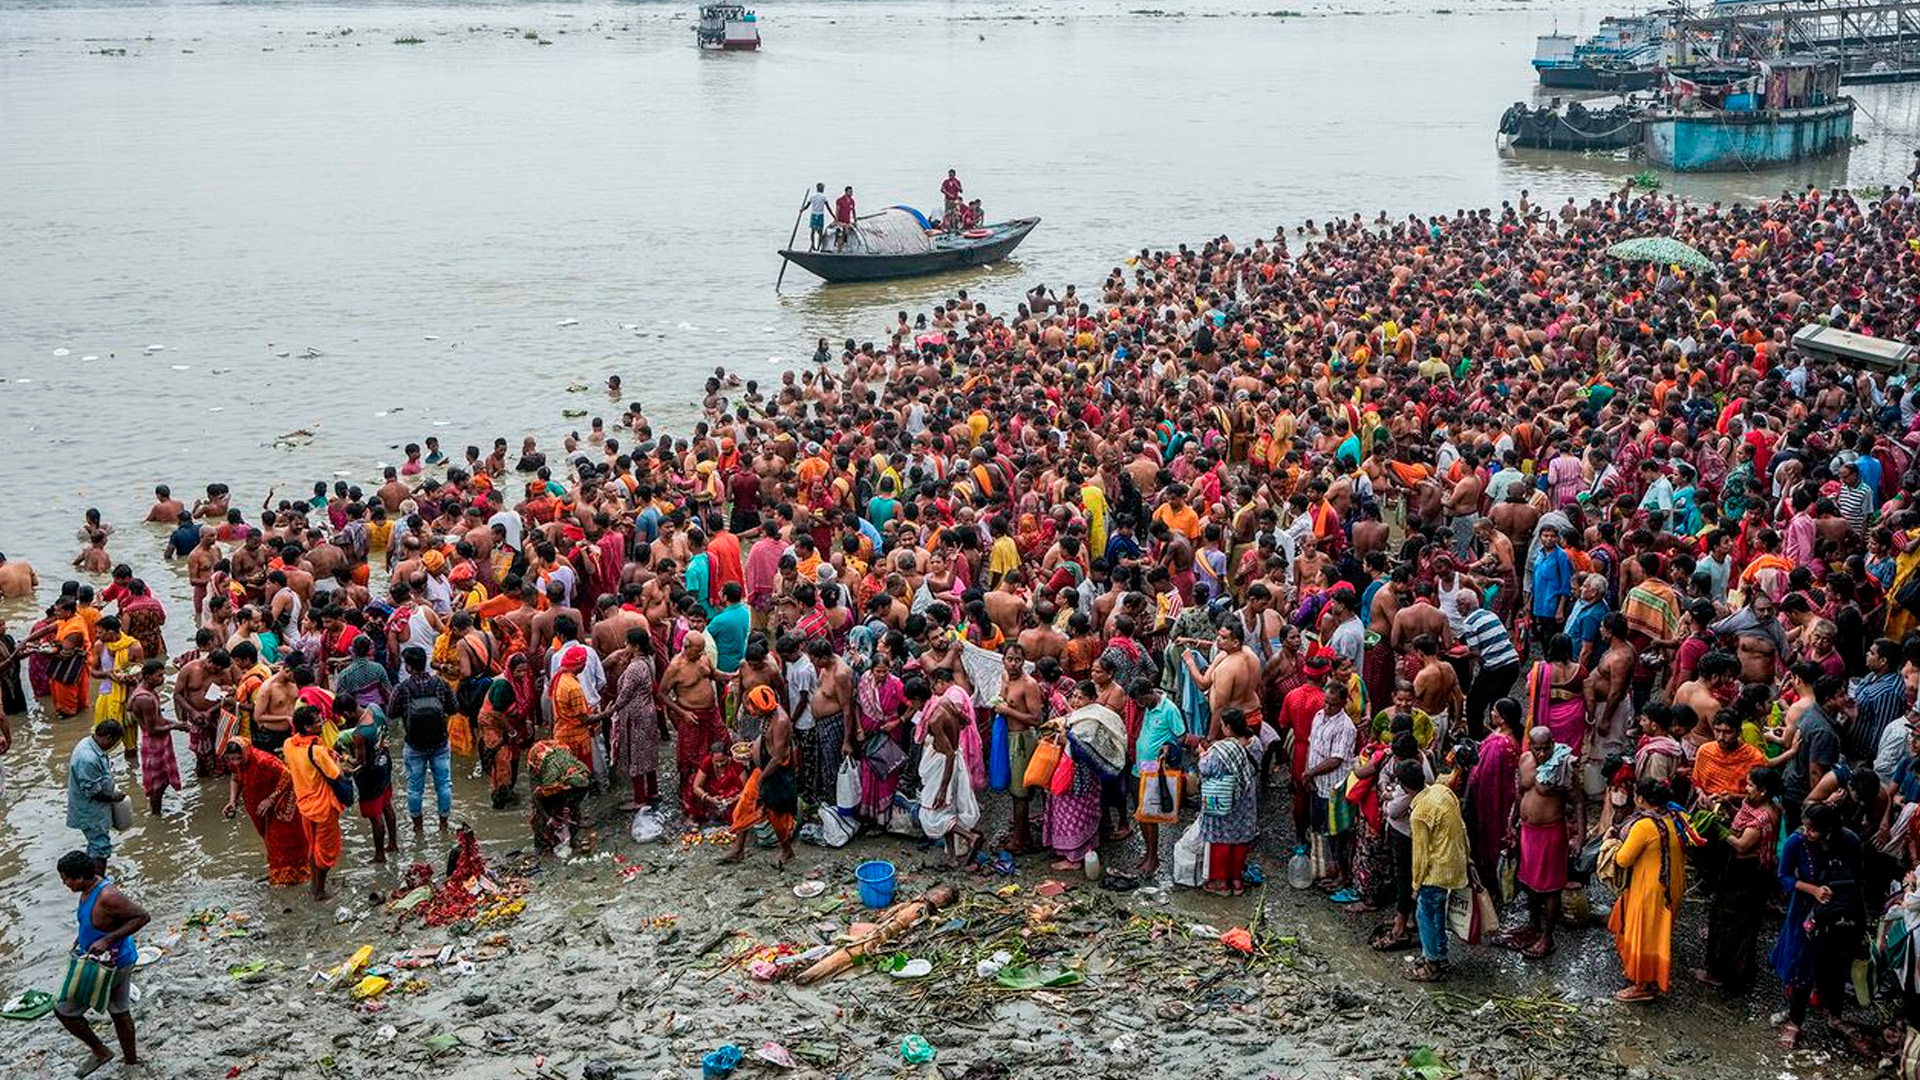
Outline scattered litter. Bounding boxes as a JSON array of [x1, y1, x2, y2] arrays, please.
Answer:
[[227, 960, 272, 981], [974, 950, 1013, 979], [1403, 1047, 1460, 1080], [423, 335, 439, 341], [1220, 927, 1255, 954], [349, 975, 390, 1000], [1, 990, 55, 1021], [1186, 923, 1222, 938], [754, 1042, 797, 1069], [422, 1032, 462, 1057], [792, 880, 826, 899], [134, 944, 164, 968], [898, 1034, 936, 1064], [562, 408, 588, 418], [1035, 880, 1070, 898], [889, 957, 933, 979], [701, 1043, 742, 1078], [993, 965, 1083, 991]]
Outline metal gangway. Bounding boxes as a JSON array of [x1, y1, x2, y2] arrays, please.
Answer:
[[1680, 0, 1920, 80]]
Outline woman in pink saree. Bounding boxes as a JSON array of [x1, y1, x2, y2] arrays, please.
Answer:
[[1525, 633, 1587, 750]]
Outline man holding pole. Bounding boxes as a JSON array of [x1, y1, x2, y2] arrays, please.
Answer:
[[802, 182, 831, 252]]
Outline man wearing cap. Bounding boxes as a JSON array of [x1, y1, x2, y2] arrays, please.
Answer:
[[723, 684, 797, 866]]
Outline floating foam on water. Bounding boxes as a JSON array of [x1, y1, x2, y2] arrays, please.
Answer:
[[146, 344, 166, 352], [676, 322, 696, 330], [767, 356, 782, 364], [432, 420, 450, 426], [81, 355, 98, 361], [423, 335, 439, 341], [556, 318, 579, 327], [15, 378, 31, 384], [375, 411, 387, 418], [52, 348, 69, 356], [619, 323, 638, 330], [208, 406, 223, 412], [170, 364, 189, 371], [333, 470, 352, 477]]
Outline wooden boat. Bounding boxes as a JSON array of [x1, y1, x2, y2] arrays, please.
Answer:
[[779, 211, 1038, 284]]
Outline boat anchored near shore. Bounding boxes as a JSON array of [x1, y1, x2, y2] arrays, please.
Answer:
[[1500, 58, 1854, 170]]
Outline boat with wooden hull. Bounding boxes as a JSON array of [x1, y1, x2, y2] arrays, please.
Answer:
[[779, 216, 1038, 284]]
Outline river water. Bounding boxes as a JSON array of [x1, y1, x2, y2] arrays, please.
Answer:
[[1, 0, 1918, 1007]]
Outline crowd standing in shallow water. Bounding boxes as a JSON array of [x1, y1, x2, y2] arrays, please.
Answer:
[[20, 181, 1920, 1071]]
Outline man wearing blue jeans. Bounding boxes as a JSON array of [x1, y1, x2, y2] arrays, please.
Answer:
[[387, 646, 457, 835], [1404, 758, 1467, 982]]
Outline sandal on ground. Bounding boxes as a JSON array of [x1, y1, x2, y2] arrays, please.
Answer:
[[1614, 986, 1657, 1003], [1369, 932, 1414, 952], [1403, 961, 1446, 983], [1777, 1023, 1800, 1050], [1328, 887, 1361, 904]]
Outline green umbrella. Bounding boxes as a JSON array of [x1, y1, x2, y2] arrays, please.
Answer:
[[1605, 236, 1716, 274]]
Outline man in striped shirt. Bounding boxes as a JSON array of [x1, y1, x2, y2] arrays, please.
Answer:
[[1458, 591, 1520, 739], [1837, 461, 1874, 536]]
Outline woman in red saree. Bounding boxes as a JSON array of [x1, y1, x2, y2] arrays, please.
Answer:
[[220, 736, 312, 887]]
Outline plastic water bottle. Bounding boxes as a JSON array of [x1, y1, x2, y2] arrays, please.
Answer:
[[1287, 844, 1313, 890]]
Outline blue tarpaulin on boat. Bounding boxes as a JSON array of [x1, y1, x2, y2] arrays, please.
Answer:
[[888, 205, 931, 229]]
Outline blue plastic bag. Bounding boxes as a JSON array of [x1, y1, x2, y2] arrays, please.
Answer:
[[988, 714, 1011, 791]]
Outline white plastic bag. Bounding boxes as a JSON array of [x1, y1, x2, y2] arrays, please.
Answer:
[[816, 807, 856, 848], [629, 806, 663, 844], [835, 759, 862, 812], [1171, 820, 1211, 888]]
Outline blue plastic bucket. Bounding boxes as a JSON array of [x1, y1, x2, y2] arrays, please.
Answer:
[[855, 860, 897, 908]]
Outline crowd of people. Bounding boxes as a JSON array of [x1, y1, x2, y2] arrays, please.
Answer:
[[15, 180, 1920, 1071]]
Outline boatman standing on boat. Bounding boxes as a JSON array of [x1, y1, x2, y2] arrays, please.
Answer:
[[802, 183, 831, 252], [940, 169, 964, 230], [833, 186, 856, 251]]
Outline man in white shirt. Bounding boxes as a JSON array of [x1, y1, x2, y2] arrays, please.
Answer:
[[802, 183, 832, 252]]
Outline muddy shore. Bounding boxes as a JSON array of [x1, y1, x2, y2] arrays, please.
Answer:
[[0, 779, 1877, 1080]]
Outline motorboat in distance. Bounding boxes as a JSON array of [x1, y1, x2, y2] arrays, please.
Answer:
[[779, 207, 1038, 284]]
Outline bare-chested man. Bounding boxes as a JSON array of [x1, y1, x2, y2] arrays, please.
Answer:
[[1184, 622, 1262, 741], [1508, 725, 1582, 958], [1585, 613, 1636, 759], [1390, 584, 1450, 655], [1711, 590, 1787, 685], [173, 648, 233, 778], [0, 552, 39, 600], [252, 662, 299, 757], [994, 644, 1046, 852], [1410, 634, 1459, 730], [1670, 651, 1740, 751], [661, 632, 726, 812]]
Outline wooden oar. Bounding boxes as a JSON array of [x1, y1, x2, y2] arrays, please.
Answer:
[[774, 190, 808, 292]]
